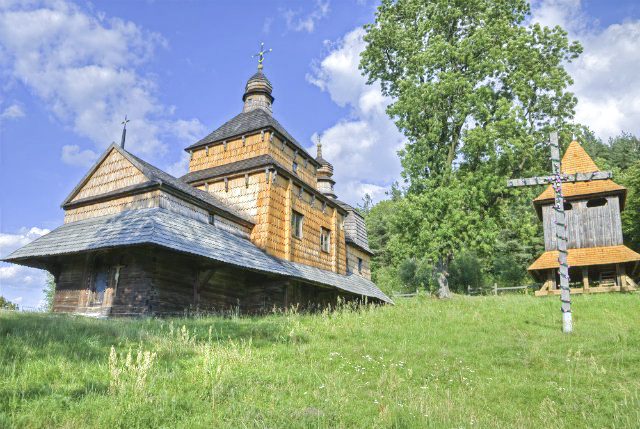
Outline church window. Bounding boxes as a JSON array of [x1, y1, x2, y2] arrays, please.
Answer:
[[587, 197, 607, 208], [208, 214, 215, 225], [563, 202, 572, 211], [293, 161, 298, 174], [292, 211, 304, 239], [321, 228, 331, 253], [358, 258, 363, 273]]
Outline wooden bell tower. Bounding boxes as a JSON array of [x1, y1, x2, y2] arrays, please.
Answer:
[[529, 141, 640, 295]]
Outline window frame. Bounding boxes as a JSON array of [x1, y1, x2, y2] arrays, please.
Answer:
[[292, 210, 304, 239], [357, 257, 363, 273], [321, 227, 331, 253]]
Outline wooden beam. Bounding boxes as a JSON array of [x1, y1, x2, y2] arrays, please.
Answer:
[[507, 171, 613, 188], [582, 267, 590, 294], [193, 268, 216, 306]]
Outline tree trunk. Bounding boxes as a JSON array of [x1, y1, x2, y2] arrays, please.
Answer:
[[437, 271, 452, 299], [436, 255, 453, 299]]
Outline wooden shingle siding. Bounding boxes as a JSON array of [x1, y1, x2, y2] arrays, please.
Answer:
[[71, 149, 146, 202], [346, 245, 372, 280], [189, 133, 269, 172], [269, 134, 317, 189], [64, 190, 210, 224], [542, 195, 624, 250]]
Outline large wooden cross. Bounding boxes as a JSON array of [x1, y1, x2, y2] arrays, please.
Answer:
[[507, 131, 612, 333]]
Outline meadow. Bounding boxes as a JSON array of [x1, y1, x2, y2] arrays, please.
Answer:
[[1, 293, 639, 428]]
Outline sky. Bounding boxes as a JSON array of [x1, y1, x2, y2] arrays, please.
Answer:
[[1, 0, 640, 308]]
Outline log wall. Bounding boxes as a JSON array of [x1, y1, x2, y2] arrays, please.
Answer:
[[51, 246, 364, 316], [346, 245, 372, 280], [71, 149, 146, 202], [53, 249, 152, 316], [542, 195, 624, 250]]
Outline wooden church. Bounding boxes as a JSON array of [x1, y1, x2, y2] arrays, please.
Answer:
[[528, 141, 640, 296], [3, 63, 389, 316]]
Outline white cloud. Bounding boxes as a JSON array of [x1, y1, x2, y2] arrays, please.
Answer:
[[263, 17, 273, 35], [282, 0, 330, 33], [61, 144, 98, 167], [531, 0, 640, 141], [0, 1, 204, 164], [307, 28, 405, 206], [0, 226, 50, 309], [0, 226, 50, 256], [0, 102, 25, 120]]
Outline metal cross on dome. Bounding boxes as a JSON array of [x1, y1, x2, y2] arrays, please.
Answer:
[[252, 42, 272, 70], [507, 131, 613, 333]]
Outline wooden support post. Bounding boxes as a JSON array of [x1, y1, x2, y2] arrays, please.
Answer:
[[618, 264, 628, 290], [616, 264, 623, 290], [582, 267, 590, 294], [493, 283, 497, 296], [284, 178, 292, 261]]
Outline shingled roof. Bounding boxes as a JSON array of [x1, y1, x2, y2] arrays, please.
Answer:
[[181, 155, 273, 184], [61, 144, 253, 226], [184, 109, 319, 166], [4, 208, 391, 303], [528, 245, 640, 271], [335, 200, 373, 255], [534, 141, 626, 206]]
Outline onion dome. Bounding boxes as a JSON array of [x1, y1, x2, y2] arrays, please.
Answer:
[[243, 70, 274, 114], [316, 142, 336, 199]]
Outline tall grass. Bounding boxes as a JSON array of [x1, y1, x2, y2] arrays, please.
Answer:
[[1, 294, 639, 428]]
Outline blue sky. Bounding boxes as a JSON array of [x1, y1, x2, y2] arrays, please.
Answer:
[[1, 0, 640, 308]]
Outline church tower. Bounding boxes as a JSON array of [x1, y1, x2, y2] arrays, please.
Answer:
[[315, 142, 336, 199]]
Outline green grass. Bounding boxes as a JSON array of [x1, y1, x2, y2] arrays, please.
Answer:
[[1, 293, 639, 428]]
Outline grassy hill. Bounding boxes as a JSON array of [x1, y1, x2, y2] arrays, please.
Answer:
[[1, 294, 639, 428]]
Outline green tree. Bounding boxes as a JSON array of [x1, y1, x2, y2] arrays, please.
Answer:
[[0, 296, 17, 310], [42, 273, 56, 312], [620, 161, 640, 252], [360, 0, 581, 288]]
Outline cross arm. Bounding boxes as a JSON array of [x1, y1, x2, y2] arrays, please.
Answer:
[[507, 171, 612, 188]]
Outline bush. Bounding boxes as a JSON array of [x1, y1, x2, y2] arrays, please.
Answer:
[[449, 252, 486, 293]]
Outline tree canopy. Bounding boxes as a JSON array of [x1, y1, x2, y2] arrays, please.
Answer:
[[359, 0, 583, 293]]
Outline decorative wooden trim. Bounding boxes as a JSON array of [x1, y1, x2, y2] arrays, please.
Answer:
[[224, 177, 229, 192], [260, 130, 265, 141], [223, 140, 227, 151]]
